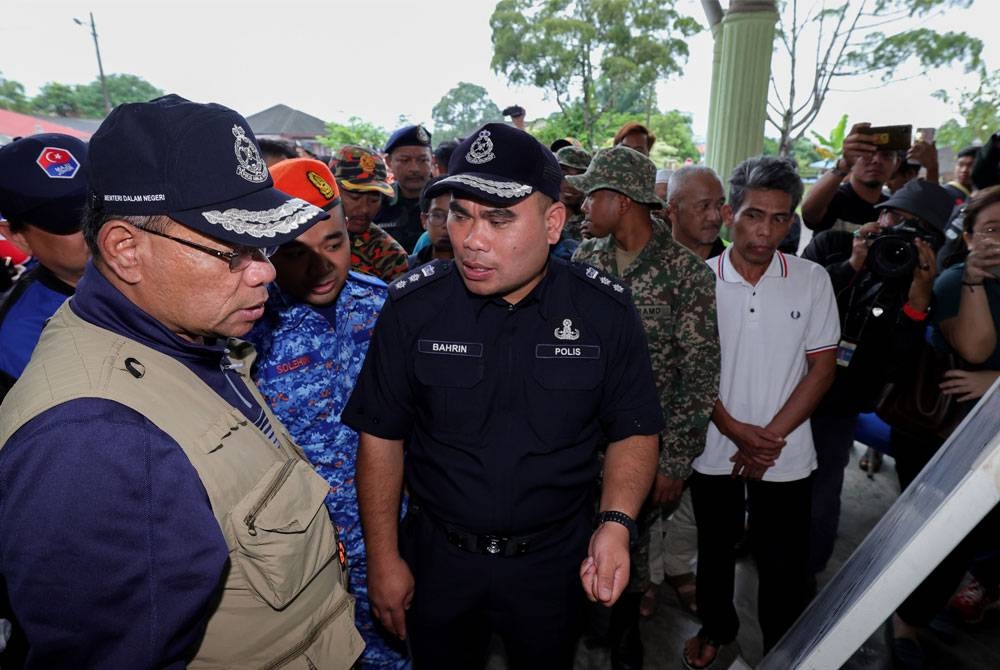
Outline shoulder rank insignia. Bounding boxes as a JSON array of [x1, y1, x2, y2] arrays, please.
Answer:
[[568, 261, 632, 303], [388, 259, 452, 299]]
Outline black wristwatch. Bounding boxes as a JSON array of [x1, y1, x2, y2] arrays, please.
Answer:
[[594, 510, 639, 547]]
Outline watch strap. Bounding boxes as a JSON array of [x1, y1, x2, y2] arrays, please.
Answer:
[[594, 510, 638, 547]]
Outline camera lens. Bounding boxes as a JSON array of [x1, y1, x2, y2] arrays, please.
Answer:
[[867, 234, 917, 279]]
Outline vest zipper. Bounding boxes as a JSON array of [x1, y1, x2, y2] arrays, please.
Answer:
[[259, 593, 352, 670], [243, 458, 297, 536]]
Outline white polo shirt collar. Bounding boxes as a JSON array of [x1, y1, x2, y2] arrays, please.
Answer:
[[715, 246, 788, 284]]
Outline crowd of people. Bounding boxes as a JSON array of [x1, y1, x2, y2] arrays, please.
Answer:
[[0, 94, 999, 670]]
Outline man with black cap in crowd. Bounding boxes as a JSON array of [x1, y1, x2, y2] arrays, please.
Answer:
[[0, 134, 91, 401], [800, 179, 955, 599], [375, 124, 434, 252], [342, 122, 664, 669], [570, 146, 719, 669], [0, 95, 363, 669]]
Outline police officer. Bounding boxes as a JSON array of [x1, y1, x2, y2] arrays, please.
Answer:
[[0, 133, 90, 401], [342, 123, 664, 669], [375, 125, 434, 252]]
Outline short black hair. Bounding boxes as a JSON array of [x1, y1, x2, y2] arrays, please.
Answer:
[[728, 155, 803, 213], [257, 138, 298, 164], [957, 146, 979, 160], [420, 176, 449, 213]]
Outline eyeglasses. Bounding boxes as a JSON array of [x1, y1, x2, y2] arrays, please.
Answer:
[[425, 210, 448, 227], [877, 209, 921, 227], [140, 226, 276, 272]]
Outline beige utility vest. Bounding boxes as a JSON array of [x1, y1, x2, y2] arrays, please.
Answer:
[[0, 303, 365, 669]]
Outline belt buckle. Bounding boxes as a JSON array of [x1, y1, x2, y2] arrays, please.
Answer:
[[480, 534, 508, 556]]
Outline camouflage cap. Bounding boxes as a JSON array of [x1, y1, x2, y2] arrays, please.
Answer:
[[331, 145, 394, 197], [566, 145, 662, 207], [555, 146, 593, 172]]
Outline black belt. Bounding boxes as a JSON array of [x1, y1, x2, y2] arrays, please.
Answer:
[[412, 503, 567, 557]]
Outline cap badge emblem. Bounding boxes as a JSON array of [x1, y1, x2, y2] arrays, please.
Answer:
[[306, 171, 335, 200], [466, 130, 496, 165], [416, 126, 430, 144], [35, 147, 80, 179], [360, 154, 376, 173], [232, 125, 267, 184], [554, 318, 580, 341]]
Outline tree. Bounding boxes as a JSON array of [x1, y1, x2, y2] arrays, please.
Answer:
[[528, 104, 699, 164], [0, 72, 30, 113], [934, 71, 1000, 150], [318, 117, 389, 152], [432, 82, 502, 139], [491, 0, 701, 147], [79, 74, 163, 116], [702, 0, 983, 155], [32, 82, 83, 117], [707, 0, 985, 155]]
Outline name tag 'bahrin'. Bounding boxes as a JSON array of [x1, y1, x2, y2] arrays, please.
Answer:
[[418, 340, 484, 357], [535, 344, 601, 359]]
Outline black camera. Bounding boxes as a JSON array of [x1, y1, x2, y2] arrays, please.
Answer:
[[865, 221, 941, 280]]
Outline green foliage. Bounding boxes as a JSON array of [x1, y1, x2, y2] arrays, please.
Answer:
[[934, 71, 1000, 150], [431, 82, 503, 139], [491, 0, 701, 146], [809, 114, 850, 159], [0, 72, 30, 113], [767, 0, 983, 156], [529, 104, 699, 164], [0, 72, 162, 118], [32, 82, 83, 117], [318, 117, 389, 152]]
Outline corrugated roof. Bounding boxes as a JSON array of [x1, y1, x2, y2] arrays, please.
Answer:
[[246, 104, 327, 139]]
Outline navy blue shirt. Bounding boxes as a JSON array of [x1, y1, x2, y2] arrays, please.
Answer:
[[0, 263, 277, 668], [342, 258, 664, 535]]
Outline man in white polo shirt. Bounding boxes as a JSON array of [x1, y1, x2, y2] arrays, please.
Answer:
[[683, 156, 839, 670]]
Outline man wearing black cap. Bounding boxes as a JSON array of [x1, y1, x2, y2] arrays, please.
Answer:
[[375, 124, 434, 252], [800, 179, 955, 602], [0, 134, 90, 401], [342, 123, 664, 669], [0, 95, 363, 669]]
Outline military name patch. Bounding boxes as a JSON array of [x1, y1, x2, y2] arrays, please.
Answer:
[[418, 339, 483, 357], [266, 350, 320, 377], [535, 344, 600, 359], [637, 304, 669, 318]]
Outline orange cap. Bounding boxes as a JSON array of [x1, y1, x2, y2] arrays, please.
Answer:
[[269, 157, 341, 210]]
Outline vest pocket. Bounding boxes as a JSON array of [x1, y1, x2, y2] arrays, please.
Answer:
[[233, 458, 338, 610]]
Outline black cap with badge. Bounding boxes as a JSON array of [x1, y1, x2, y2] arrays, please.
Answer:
[[0, 133, 89, 234], [424, 122, 563, 207], [86, 94, 328, 248]]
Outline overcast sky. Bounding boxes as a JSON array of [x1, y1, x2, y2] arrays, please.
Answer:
[[1, 0, 995, 144]]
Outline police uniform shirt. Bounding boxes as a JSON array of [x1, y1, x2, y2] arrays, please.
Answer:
[[342, 257, 664, 535]]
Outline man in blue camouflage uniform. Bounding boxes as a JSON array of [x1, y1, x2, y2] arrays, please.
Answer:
[[246, 158, 406, 669], [571, 146, 719, 670]]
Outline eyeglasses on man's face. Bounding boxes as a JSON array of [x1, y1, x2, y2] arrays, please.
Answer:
[[140, 226, 276, 272]]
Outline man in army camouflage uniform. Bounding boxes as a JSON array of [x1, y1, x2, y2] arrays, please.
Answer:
[[570, 146, 720, 669], [556, 145, 592, 241], [331, 146, 409, 282]]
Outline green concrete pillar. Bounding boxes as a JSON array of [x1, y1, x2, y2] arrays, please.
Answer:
[[704, 3, 778, 189]]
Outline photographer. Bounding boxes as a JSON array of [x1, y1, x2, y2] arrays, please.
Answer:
[[801, 179, 955, 584]]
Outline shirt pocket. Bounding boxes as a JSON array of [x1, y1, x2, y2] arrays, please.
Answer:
[[527, 356, 604, 450], [413, 354, 487, 439], [232, 458, 341, 609]]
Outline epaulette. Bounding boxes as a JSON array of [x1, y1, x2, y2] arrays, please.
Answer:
[[567, 261, 633, 304], [387, 259, 453, 299], [347, 270, 388, 291]]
